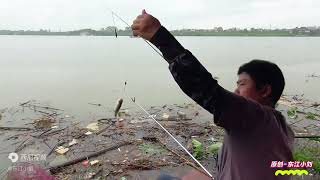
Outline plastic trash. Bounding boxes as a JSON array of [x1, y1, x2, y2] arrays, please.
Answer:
[[68, 139, 77, 147], [86, 123, 99, 132], [85, 131, 93, 135], [90, 160, 100, 166], [55, 146, 69, 155]]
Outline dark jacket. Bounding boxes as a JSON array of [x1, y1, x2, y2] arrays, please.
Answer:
[[150, 26, 294, 180]]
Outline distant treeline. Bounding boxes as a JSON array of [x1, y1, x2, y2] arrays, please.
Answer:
[[0, 29, 130, 36], [1, 26, 320, 36]]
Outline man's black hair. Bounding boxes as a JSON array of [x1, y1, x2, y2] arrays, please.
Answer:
[[237, 59, 285, 105]]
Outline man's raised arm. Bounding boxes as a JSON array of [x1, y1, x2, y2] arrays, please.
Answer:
[[132, 10, 266, 132], [150, 26, 220, 115]]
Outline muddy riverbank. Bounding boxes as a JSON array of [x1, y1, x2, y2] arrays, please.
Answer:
[[0, 95, 319, 179]]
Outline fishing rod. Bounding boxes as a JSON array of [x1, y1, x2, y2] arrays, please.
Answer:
[[110, 10, 164, 59], [110, 10, 213, 179]]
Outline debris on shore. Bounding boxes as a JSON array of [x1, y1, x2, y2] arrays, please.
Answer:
[[0, 96, 319, 179]]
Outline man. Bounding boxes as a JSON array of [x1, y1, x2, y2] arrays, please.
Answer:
[[132, 10, 294, 180]]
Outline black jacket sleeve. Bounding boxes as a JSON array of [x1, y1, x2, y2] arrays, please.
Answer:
[[150, 26, 266, 132]]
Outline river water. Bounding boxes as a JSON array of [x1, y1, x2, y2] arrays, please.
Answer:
[[0, 36, 319, 119], [0, 35, 320, 176]]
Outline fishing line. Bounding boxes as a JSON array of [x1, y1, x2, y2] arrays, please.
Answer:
[[111, 12, 118, 37], [110, 10, 164, 59], [124, 82, 213, 179], [110, 10, 213, 179]]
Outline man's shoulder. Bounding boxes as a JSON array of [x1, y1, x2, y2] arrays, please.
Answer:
[[264, 106, 295, 143]]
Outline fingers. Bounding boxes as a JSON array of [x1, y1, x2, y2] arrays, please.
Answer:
[[131, 9, 155, 39], [131, 18, 141, 30], [133, 19, 141, 25], [131, 24, 140, 31], [132, 13, 149, 31], [136, 14, 144, 19], [132, 31, 139, 37], [131, 22, 141, 37], [132, 23, 139, 37]]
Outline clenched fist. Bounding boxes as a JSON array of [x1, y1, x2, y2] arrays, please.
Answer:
[[131, 9, 161, 41]]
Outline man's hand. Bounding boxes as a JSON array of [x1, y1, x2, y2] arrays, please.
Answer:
[[131, 9, 161, 41]]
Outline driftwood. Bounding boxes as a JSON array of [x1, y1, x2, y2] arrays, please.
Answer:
[[33, 128, 52, 138], [123, 160, 172, 171], [31, 105, 62, 111], [88, 103, 103, 107], [97, 124, 113, 135], [296, 110, 320, 119], [294, 135, 320, 138], [35, 127, 68, 138], [49, 141, 132, 173], [47, 141, 65, 157], [20, 101, 62, 111], [157, 117, 192, 121], [0, 126, 33, 131], [15, 138, 35, 152], [15, 137, 31, 152], [19, 100, 32, 106]]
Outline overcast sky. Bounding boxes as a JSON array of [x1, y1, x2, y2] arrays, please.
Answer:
[[1, 0, 319, 31]]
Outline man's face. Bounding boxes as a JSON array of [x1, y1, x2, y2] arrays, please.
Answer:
[[235, 72, 262, 102]]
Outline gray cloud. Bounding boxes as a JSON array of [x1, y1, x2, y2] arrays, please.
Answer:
[[0, 0, 319, 30]]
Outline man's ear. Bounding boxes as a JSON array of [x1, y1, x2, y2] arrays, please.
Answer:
[[260, 84, 272, 98]]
